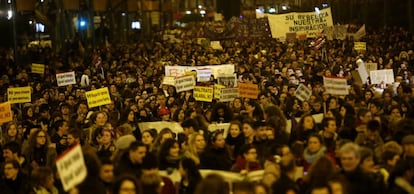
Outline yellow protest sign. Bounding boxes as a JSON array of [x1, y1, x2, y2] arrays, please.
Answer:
[[8, 87, 31, 104], [354, 42, 366, 51], [238, 83, 259, 99], [0, 102, 12, 123], [85, 87, 111, 108], [31, 63, 45, 74], [214, 84, 225, 99], [193, 86, 213, 102]]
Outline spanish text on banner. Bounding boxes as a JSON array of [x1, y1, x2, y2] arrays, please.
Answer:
[[175, 75, 195, 93], [214, 84, 225, 99], [266, 7, 333, 40], [238, 83, 259, 99], [193, 86, 213, 102], [323, 77, 349, 95], [8, 87, 31, 104], [56, 144, 87, 192], [220, 88, 239, 102], [0, 102, 12, 123], [85, 87, 111, 108], [56, 71, 76, 87], [31, 63, 45, 74], [354, 42, 367, 51], [165, 65, 235, 78], [370, 69, 395, 84]]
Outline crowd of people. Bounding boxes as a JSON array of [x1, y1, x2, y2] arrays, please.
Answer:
[[0, 23, 414, 194]]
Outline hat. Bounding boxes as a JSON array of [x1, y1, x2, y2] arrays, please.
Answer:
[[157, 106, 170, 116], [402, 135, 414, 144], [115, 135, 137, 150]]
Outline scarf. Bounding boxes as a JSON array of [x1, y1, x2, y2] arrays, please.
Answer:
[[395, 177, 414, 194], [235, 156, 261, 172], [303, 146, 327, 164]]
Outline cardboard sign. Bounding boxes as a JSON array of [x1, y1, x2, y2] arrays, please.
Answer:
[[354, 42, 366, 51], [56, 71, 76, 87], [220, 88, 239, 102], [370, 69, 395, 84], [238, 83, 259, 99], [56, 144, 87, 192], [208, 123, 231, 138], [193, 86, 213, 102], [294, 84, 312, 101], [31, 63, 45, 74], [7, 87, 31, 104], [175, 75, 195, 93], [217, 74, 237, 87], [85, 87, 111, 108], [364, 63, 378, 74], [162, 76, 176, 86], [357, 62, 369, 84], [211, 41, 223, 50], [0, 102, 12, 123], [323, 77, 349, 95], [214, 84, 225, 99], [197, 69, 212, 82]]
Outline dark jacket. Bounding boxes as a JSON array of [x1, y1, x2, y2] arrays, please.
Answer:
[[0, 172, 32, 194], [272, 173, 300, 194], [114, 152, 142, 178], [199, 146, 232, 170], [340, 168, 384, 194]]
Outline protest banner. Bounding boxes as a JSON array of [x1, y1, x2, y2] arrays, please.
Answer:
[[217, 74, 237, 87], [214, 84, 225, 99], [364, 63, 378, 74], [162, 76, 176, 86], [31, 63, 45, 74], [211, 41, 223, 50], [138, 121, 183, 135], [56, 144, 87, 192], [175, 75, 195, 93], [294, 84, 312, 101], [357, 61, 369, 84], [85, 87, 111, 108], [220, 88, 239, 102], [323, 77, 349, 95], [238, 83, 259, 99], [193, 86, 213, 102], [354, 42, 366, 51], [370, 69, 395, 84], [0, 102, 12, 123], [165, 64, 235, 78], [265, 7, 333, 40], [56, 71, 76, 87], [208, 123, 231, 138], [7, 86, 31, 104], [197, 68, 212, 82]]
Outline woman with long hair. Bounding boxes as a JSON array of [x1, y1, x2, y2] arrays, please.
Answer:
[[152, 128, 175, 154], [142, 129, 157, 152], [23, 129, 57, 170], [244, 100, 264, 121], [2, 122, 23, 146], [225, 121, 245, 160], [183, 132, 206, 165], [178, 157, 202, 194], [290, 113, 318, 145], [118, 108, 141, 141], [158, 138, 181, 170], [31, 167, 58, 194], [231, 144, 261, 173], [199, 130, 232, 170]]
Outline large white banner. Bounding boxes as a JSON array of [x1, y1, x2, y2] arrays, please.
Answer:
[[165, 64, 235, 78], [266, 8, 333, 40]]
